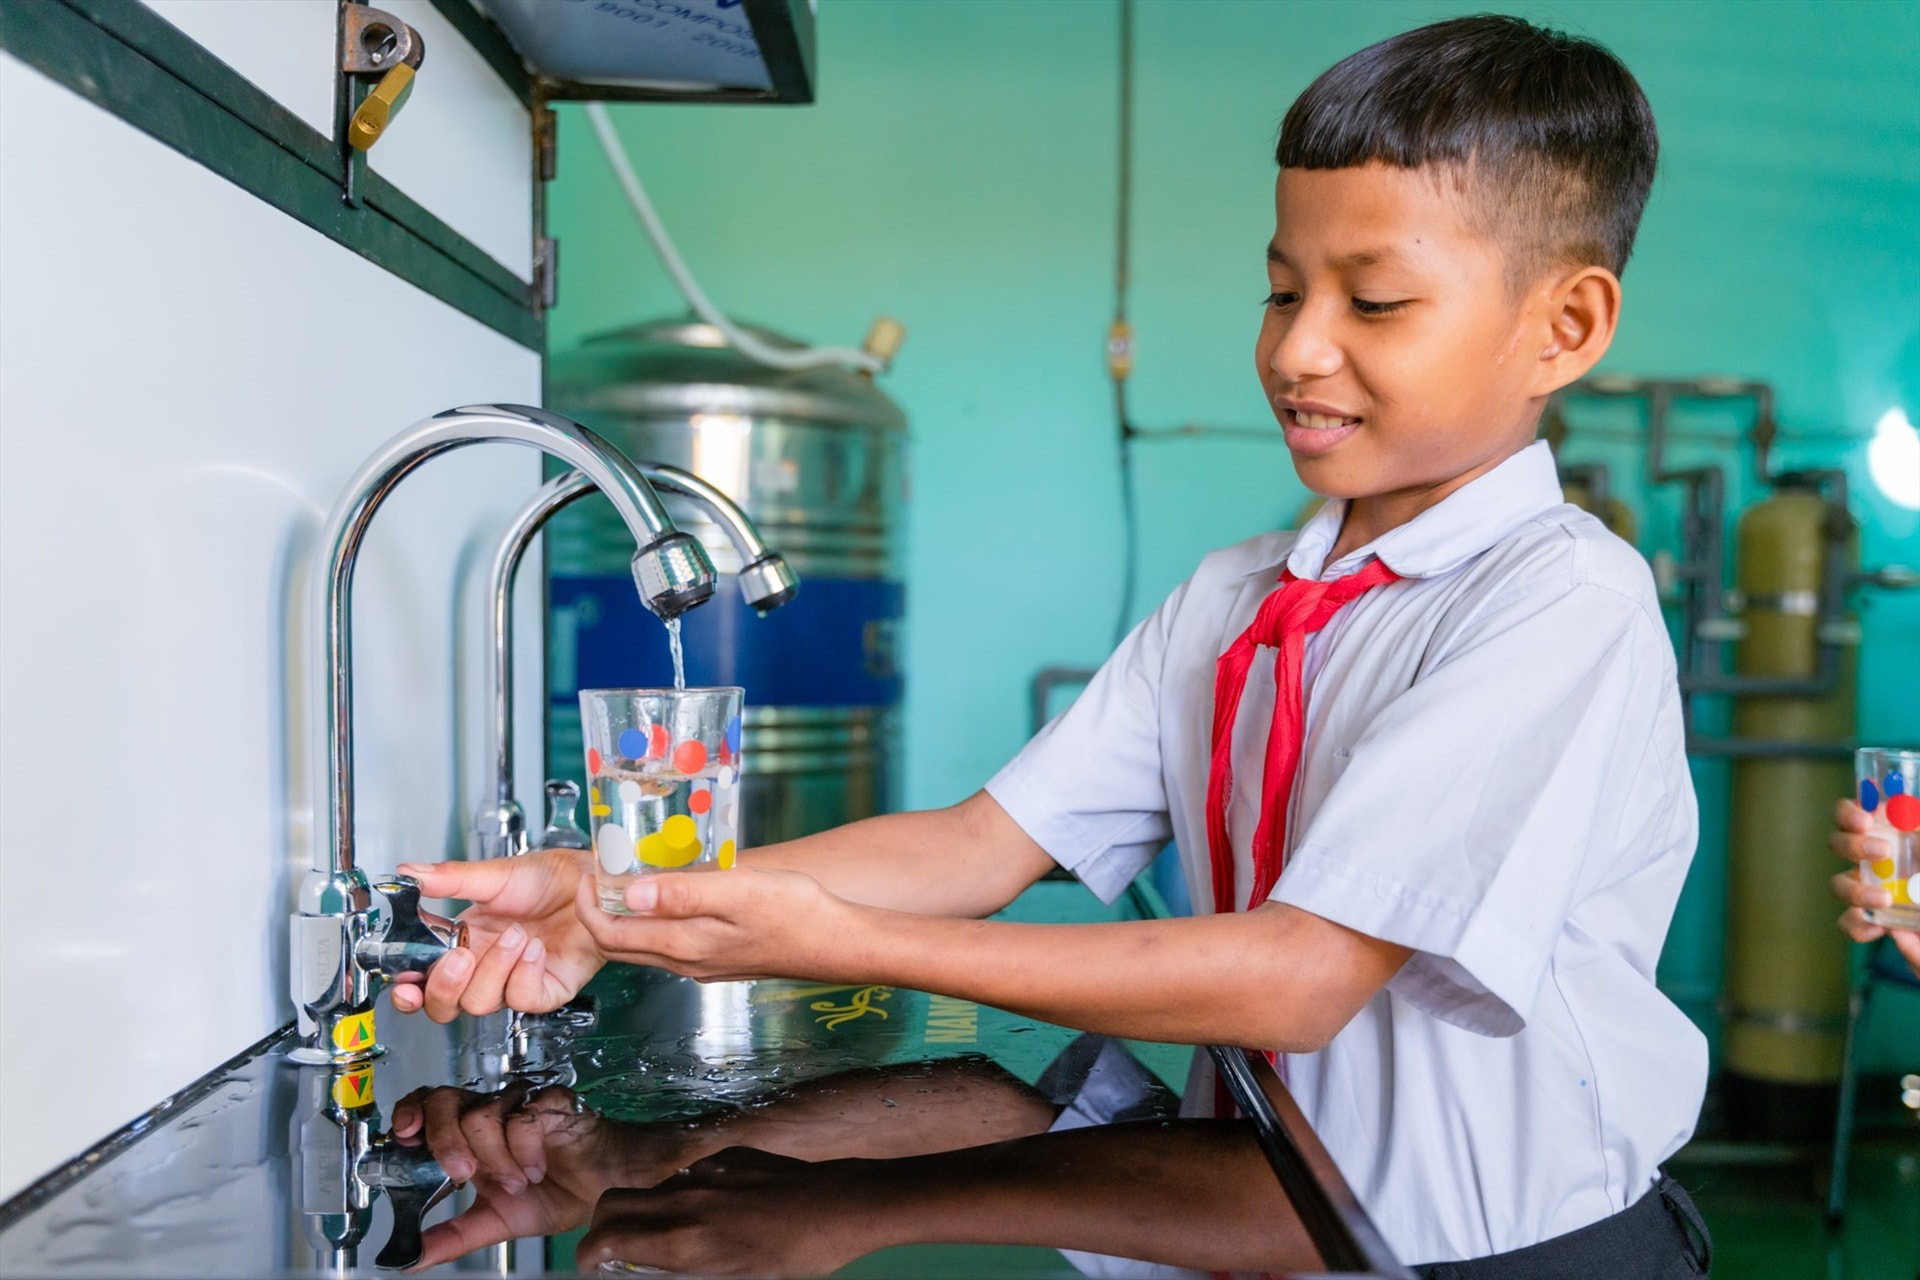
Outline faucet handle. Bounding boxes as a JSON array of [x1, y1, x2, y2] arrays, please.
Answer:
[[357, 876, 467, 980], [363, 1137, 454, 1271], [534, 779, 591, 851]]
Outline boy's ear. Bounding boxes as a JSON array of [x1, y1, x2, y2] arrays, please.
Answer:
[[1529, 266, 1620, 396]]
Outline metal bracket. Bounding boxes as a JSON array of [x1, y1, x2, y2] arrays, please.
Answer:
[[341, 4, 424, 75]]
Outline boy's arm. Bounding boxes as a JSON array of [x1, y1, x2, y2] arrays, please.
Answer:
[[744, 789, 1058, 917], [588, 870, 1411, 1052], [394, 791, 1058, 1021]]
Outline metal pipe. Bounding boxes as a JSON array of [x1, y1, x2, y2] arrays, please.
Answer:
[[311, 404, 716, 887], [475, 464, 797, 856]]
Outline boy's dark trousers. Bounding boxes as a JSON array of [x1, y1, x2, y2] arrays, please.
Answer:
[[1413, 1174, 1713, 1279]]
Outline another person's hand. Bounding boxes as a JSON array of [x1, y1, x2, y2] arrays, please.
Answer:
[[575, 865, 860, 985], [1830, 798, 1920, 977], [391, 848, 606, 1019]]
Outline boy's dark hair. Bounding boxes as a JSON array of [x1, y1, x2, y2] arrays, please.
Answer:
[[1277, 14, 1658, 284]]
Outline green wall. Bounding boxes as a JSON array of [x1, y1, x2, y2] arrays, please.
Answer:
[[547, 0, 1920, 1065]]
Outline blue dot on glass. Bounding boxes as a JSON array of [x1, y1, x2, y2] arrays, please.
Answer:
[[618, 727, 646, 759], [1887, 771, 1906, 797], [1860, 779, 1880, 813], [726, 716, 743, 755]]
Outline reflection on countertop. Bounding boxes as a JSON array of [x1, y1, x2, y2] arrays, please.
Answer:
[[0, 959, 1401, 1278]]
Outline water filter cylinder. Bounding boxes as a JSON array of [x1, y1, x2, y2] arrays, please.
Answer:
[[1721, 482, 1858, 1139]]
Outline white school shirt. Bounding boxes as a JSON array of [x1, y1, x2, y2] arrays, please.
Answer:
[[986, 441, 1707, 1265]]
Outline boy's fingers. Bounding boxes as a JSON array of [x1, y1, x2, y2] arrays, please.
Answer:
[[1833, 798, 1870, 832], [396, 859, 518, 905], [421, 948, 477, 1023], [458, 927, 529, 1016], [391, 982, 425, 1014]]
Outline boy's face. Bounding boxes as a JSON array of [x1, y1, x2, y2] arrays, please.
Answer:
[[1256, 163, 1566, 511]]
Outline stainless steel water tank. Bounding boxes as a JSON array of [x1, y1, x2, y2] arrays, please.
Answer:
[[545, 318, 907, 846]]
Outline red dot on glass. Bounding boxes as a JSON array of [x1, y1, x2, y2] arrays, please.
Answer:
[[1887, 793, 1920, 833], [649, 724, 670, 758], [586, 748, 602, 774], [674, 740, 709, 774], [689, 788, 712, 815]]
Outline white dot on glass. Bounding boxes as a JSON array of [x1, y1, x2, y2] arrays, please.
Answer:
[[1908, 874, 1919, 902], [597, 822, 635, 874], [617, 779, 642, 804]]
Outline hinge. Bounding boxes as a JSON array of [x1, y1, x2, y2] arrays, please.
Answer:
[[533, 236, 559, 311], [534, 104, 558, 183]]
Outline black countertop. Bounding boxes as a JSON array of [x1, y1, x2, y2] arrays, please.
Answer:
[[0, 891, 1407, 1279]]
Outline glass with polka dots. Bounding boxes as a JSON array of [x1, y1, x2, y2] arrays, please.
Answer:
[[1856, 747, 1920, 930], [578, 687, 745, 914]]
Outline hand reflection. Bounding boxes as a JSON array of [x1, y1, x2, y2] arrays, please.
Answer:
[[386, 1056, 1057, 1270], [390, 1081, 672, 1270], [582, 1147, 894, 1277], [576, 1121, 1322, 1277]]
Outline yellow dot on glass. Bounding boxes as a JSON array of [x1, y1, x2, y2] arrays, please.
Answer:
[[590, 785, 600, 804], [1894, 879, 1913, 906], [662, 813, 699, 850], [636, 832, 681, 867], [718, 840, 736, 869], [1872, 857, 1897, 880], [590, 803, 611, 817]]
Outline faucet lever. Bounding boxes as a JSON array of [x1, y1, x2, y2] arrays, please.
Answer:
[[356, 877, 467, 979], [364, 1138, 454, 1271]]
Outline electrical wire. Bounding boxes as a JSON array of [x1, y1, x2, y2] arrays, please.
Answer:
[[584, 102, 885, 375], [1111, 0, 1140, 650]]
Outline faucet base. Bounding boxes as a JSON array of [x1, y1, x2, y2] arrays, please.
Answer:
[[287, 1041, 389, 1066]]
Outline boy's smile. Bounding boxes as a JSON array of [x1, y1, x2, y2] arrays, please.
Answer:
[[1256, 163, 1614, 557]]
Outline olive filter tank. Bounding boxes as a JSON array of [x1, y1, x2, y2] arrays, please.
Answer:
[[545, 318, 907, 846]]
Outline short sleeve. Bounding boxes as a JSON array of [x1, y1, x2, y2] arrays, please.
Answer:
[[985, 579, 1189, 903], [1270, 579, 1676, 1037]]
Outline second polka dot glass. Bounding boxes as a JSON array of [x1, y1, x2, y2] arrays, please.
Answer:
[[1856, 746, 1920, 931], [578, 687, 745, 915]]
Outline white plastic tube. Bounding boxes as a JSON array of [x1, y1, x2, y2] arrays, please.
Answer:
[[584, 102, 885, 375]]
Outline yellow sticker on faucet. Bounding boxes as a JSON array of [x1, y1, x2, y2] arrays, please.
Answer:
[[331, 1010, 376, 1053], [332, 1065, 375, 1109]]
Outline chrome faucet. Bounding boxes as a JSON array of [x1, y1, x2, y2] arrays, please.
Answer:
[[290, 404, 720, 1063], [471, 463, 799, 860]]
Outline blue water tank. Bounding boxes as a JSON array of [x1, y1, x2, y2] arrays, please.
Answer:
[[545, 318, 907, 845]]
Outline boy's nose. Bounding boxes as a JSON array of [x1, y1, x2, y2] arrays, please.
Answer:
[[1265, 310, 1343, 385]]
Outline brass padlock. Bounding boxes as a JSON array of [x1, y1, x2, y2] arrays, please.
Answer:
[[347, 63, 415, 151], [340, 4, 423, 152]]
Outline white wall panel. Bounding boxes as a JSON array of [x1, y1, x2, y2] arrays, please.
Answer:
[[143, 0, 337, 133], [0, 46, 543, 1198], [141, 0, 534, 276]]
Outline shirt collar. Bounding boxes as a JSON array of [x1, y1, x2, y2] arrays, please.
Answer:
[[1252, 440, 1565, 582]]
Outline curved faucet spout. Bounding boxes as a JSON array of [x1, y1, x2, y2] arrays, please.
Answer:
[[474, 463, 798, 857], [313, 404, 717, 886]]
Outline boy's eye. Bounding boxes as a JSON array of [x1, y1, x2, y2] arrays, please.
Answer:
[[1263, 291, 1300, 310], [1351, 297, 1410, 317]]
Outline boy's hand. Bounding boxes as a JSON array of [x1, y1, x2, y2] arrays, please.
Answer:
[[575, 865, 858, 985], [390, 848, 606, 1019], [1829, 798, 1920, 977]]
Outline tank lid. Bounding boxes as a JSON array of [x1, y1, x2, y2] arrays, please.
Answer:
[[549, 316, 908, 432]]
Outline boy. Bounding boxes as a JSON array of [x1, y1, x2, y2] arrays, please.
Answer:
[[395, 15, 1710, 1276]]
